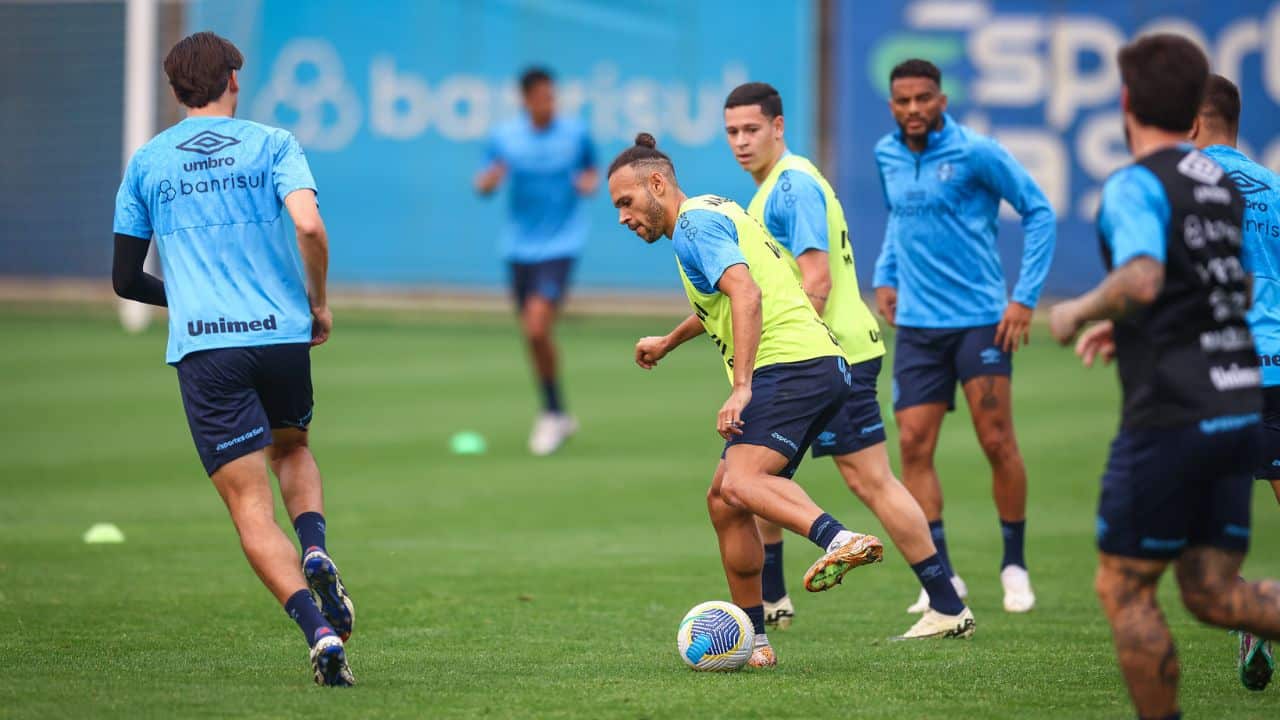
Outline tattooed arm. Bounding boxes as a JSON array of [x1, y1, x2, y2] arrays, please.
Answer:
[[1048, 256, 1164, 345]]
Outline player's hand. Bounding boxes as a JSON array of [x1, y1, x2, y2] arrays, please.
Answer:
[[875, 286, 897, 327], [1074, 321, 1116, 368], [574, 169, 600, 196], [474, 163, 506, 194], [996, 302, 1033, 352], [635, 335, 671, 369], [717, 385, 752, 440], [310, 304, 333, 347], [1048, 300, 1082, 346]]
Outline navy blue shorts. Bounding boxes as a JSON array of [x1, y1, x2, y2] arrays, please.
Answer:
[[812, 357, 887, 458], [1096, 416, 1260, 560], [723, 356, 852, 479], [510, 257, 575, 310], [1256, 387, 1280, 480], [892, 324, 1011, 411], [175, 343, 314, 476]]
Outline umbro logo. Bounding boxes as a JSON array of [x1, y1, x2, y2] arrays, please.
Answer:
[[176, 130, 240, 156], [1228, 170, 1270, 196]]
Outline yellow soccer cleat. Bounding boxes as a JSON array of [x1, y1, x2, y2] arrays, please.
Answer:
[[803, 533, 884, 592]]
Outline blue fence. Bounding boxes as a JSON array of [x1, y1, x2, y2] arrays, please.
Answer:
[[834, 0, 1280, 297], [189, 0, 815, 291]]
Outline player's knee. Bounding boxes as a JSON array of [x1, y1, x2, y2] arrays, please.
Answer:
[[897, 427, 934, 466], [1179, 580, 1235, 626], [268, 434, 309, 463], [977, 424, 1017, 464], [717, 470, 751, 510]]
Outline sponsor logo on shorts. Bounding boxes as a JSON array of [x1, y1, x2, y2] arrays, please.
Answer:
[[1224, 523, 1251, 539], [1095, 516, 1108, 541], [816, 431, 837, 446], [980, 347, 1003, 365], [1139, 536, 1188, 552], [770, 432, 799, 451], [215, 425, 265, 452], [859, 422, 885, 436], [187, 314, 279, 337], [1198, 413, 1261, 435]]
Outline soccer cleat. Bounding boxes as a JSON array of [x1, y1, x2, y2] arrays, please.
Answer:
[[1239, 632, 1275, 691], [906, 575, 968, 614], [897, 606, 976, 640], [802, 533, 884, 592], [529, 412, 578, 456], [748, 644, 777, 668], [763, 596, 795, 630], [1000, 565, 1036, 613], [310, 633, 356, 687], [303, 548, 355, 642]]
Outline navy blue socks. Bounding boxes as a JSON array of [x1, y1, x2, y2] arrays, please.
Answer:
[[929, 520, 953, 576], [912, 554, 965, 615], [541, 379, 562, 414], [807, 513, 846, 551], [285, 589, 333, 646], [1001, 519, 1027, 569], [761, 542, 787, 602], [743, 604, 766, 637], [293, 512, 327, 553]]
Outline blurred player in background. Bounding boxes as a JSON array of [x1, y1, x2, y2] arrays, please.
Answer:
[[609, 132, 962, 666], [1190, 72, 1280, 692], [722, 82, 972, 639], [1050, 34, 1280, 718], [475, 67, 597, 455], [111, 32, 354, 686], [872, 59, 1056, 614]]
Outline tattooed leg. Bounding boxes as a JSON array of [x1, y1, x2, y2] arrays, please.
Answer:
[[962, 375, 1026, 524], [1176, 547, 1280, 639], [1096, 553, 1178, 718]]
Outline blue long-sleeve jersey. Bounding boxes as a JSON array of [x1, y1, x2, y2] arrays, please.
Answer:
[[872, 114, 1056, 328]]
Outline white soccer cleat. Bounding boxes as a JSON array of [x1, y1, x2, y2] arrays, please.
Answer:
[[748, 644, 777, 668], [906, 574, 968, 613], [529, 412, 578, 456], [310, 633, 355, 687], [763, 596, 795, 630], [897, 606, 976, 640], [1000, 565, 1036, 613]]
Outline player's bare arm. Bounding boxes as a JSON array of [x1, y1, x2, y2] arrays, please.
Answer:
[[795, 249, 832, 315], [716, 263, 761, 439], [635, 314, 704, 369], [474, 162, 507, 195], [874, 285, 897, 327], [574, 167, 600, 196], [1049, 256, 1164, 345], [285, 189, 332, 346]]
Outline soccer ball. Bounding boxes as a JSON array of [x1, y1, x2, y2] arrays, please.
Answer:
[[676, 600, 754, 671]]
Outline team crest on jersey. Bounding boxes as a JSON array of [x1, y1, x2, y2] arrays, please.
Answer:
[[937, 162, 954, 182], [1227, 170, 1270, 196], [176, 130, 240, 156]]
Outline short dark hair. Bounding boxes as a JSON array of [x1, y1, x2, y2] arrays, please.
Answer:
[[889, 59, 941, 88], [724, 82, 783, 118], [1117, 34, 1209, 132], [520, 67, 553, 95], [163, 31, 244, 108], [1200, 73, 1241, 132], [607, 132, 676, 181]]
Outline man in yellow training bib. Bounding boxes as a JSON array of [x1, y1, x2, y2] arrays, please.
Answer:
[[724, 82, 973, 641], [610, 133, 894, 669]]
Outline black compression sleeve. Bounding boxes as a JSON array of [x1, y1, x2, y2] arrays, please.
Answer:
[[112, 233, 167, 307]]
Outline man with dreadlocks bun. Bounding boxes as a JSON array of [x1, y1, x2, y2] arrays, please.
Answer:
[[609, 133, 969, 667]]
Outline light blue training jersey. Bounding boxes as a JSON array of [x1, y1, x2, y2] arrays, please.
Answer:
[[871, 113, 1056, 328], [113, 116, 317, 364], [1202, 144, 1280, 386], [485, 114, 595, 263]]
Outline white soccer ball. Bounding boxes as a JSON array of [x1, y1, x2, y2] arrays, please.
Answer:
[[676, 600, 754, 671]]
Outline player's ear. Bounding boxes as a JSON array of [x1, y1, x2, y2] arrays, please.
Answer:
[[938, 92, 948, 112], [228, 70, 240, 95], [1188, 115, 1202, 142], [773, 115, 784, 138], [649, 170, 665, 196]]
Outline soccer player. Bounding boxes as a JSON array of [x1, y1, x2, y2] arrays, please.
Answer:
[[1190, 73, 1280, 691], [475, 67, 597, 455], [111, 32, 354, 686], [610, 133, 963, 667], [872, 58, 1056, 614], [722, 82, 972, 639], [1049, 34, 1280, 718]]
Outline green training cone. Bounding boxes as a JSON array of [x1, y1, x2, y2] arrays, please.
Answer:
[[83, 523, 125, 544], [450, 431, 487, 455]]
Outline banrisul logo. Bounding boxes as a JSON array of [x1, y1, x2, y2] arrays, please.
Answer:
[[177, 130, 240, 156], [188, 314, 278, 337]]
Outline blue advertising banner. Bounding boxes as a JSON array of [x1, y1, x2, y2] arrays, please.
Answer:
[[188, 0, 814, 291], [835, 0, 1280, 296]]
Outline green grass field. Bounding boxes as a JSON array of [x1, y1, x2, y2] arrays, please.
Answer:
[[2, 302, 1278, 719]]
